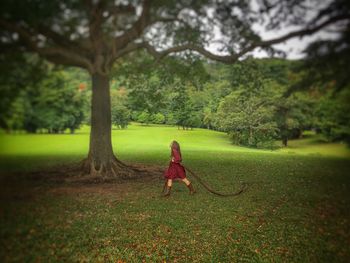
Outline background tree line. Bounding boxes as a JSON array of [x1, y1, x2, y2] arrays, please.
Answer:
[[1, 51, 349, 147], [0, 54, 89, 134], [111, 52, 349, 148]]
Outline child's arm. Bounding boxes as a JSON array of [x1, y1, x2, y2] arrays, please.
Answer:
[[172, 149, 182, 163]]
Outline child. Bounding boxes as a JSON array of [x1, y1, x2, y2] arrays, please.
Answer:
[[162, 140, 196, 197]]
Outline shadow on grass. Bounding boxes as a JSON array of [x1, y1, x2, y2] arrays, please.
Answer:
[[0, 154, 84, 173]]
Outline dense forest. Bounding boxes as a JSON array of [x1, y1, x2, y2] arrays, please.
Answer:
[[1, 52, 349, 148]]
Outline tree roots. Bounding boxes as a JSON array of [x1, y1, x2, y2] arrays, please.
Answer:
[[79, 155, 159, 182]]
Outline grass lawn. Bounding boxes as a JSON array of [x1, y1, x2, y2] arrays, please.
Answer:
[[0, 124, 349, 262]]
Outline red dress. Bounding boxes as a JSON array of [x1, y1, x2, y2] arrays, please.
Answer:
[[164, 148, 187, 180]]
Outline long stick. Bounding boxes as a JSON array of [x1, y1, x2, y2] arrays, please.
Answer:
[[183, 165, 247, 197]]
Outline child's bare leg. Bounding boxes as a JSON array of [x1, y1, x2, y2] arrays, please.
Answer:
[[162, 179, 168, 193], [162, 179, 172, 197], [181, 178, 191, 186], [182, 178, 196, 194]]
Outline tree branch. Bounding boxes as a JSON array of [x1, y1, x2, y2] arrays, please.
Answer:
[[83, 0, 107, 54], [236, 14, 350, 57], [0, 19, 38, 50], [139, 14, 350, 64], [113, 42, 144, 61], [0, 41, 25, 54], [149, 15, 196, 31], [142, 42, 239, 63], [114, 0, 151, 52], [38, 47, 93, 72], [104, 4, 136, 20], [36, 24, 91, 53], [0, 19, 93, 72]]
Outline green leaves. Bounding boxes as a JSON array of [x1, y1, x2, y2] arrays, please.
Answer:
[[314, 87, 350, 145], [214, 60, 283, 148], [111, 89, 130, 129]]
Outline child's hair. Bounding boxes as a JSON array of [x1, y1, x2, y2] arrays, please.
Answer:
[[171, 140, 182, 157]]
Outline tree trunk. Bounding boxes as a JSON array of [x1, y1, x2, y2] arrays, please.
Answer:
[[248, 127, 253, 146], [81, 73, 136, 179], [282, 136, 288, 147]]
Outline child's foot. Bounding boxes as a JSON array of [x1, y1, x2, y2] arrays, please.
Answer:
[[187, 183, 196, 195], [162, 186, 171, 197]]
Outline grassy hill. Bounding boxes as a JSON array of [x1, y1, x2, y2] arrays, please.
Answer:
[[0, 123, 349, 172], [0, 124, 349, 262]]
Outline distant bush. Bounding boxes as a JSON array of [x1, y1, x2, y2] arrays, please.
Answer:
[[111, 104, 130, 129], [111, 89, 130, 129], [137, 111, 151, 124], [151, 113, 165, 124], [165, 113, 177, 125]]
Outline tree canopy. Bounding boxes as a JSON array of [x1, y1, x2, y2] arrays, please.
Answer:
[[1, 0, 349, 74]]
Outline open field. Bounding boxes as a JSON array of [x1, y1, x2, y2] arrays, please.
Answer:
[[0, 124, 350, 262]]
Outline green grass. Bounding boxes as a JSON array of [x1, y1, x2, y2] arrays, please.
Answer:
[[1, 124, 348, 172], [0, 124, 350, 262]]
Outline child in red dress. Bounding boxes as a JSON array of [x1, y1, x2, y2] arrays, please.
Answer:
[[162, 140, 196, 197]]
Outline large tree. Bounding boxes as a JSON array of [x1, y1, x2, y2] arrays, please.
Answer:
[[0, 0, 349, 178]]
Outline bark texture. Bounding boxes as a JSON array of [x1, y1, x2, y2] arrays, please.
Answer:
[[81, 73, 136, 179]]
